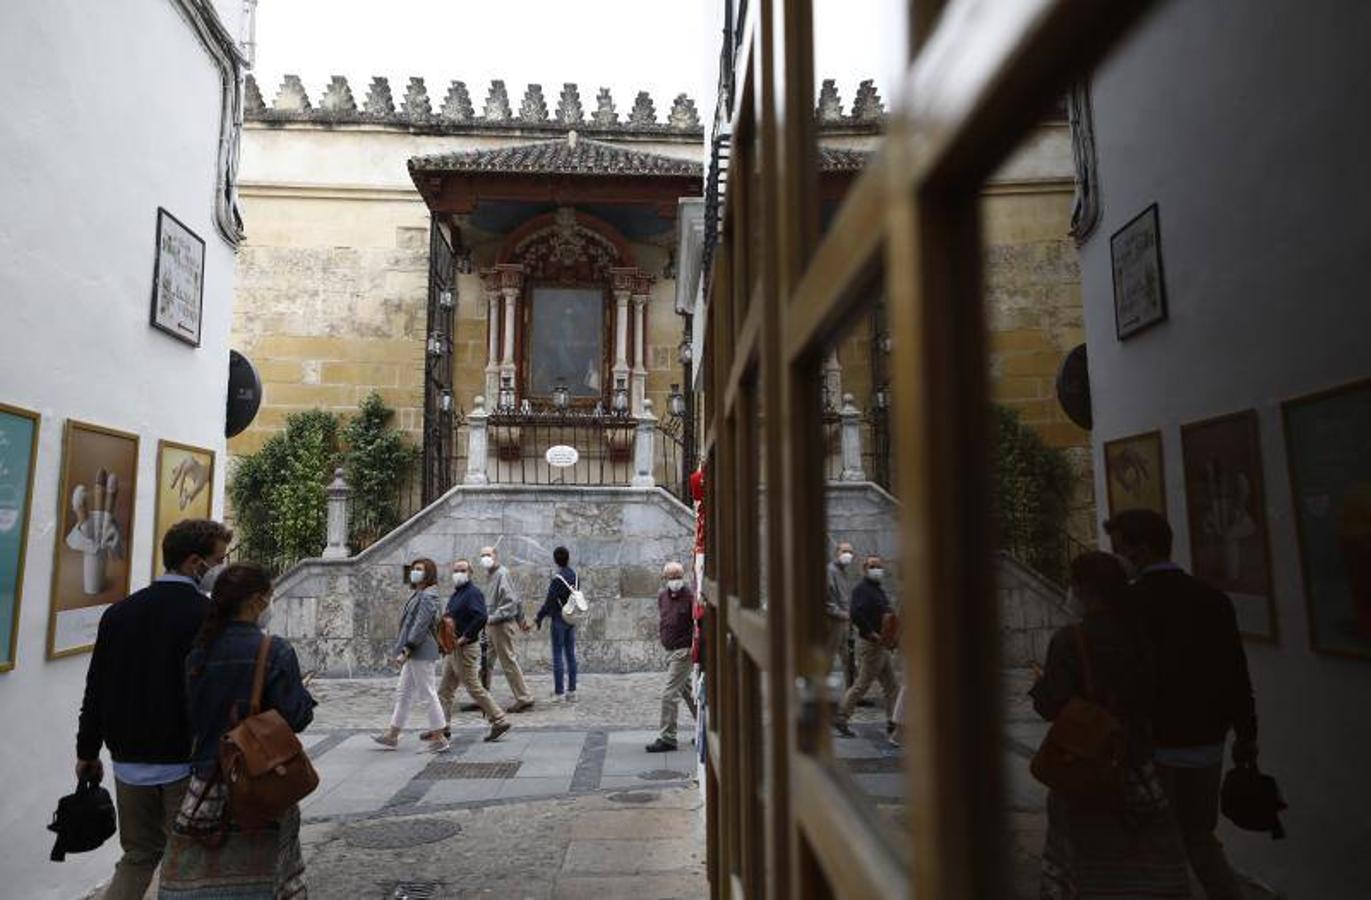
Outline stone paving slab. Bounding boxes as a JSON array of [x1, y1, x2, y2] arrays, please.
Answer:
[[553, 875, 708, 899], [569, 809, 699, 840], [562, 838, 706, 875]]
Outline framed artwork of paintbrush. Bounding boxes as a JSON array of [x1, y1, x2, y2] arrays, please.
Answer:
[[0, 402, 41, 673], [152, 440, 214, 577], [49, 420, 139, 659]]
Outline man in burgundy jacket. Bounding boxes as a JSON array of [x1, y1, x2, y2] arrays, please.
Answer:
[[647, 561, 697, 752]]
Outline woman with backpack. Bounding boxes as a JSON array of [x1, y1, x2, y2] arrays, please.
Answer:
[[1029, 551, 1188, 899], [534, 546, 580, 703], [161, 563, 316, 898], [373, 558, 449, 752]]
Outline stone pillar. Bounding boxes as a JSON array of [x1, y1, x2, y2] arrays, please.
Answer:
[[322, 468, 352, 559], [631, 276, 651, 414], [823, 350, 843, 410], [481, 270, 501, 402], [632, 399, 657, 487], [610, 267, 636, 400], [838, 393, 866, 482], [464, 395, 490, 485], [496, 264, 523, 404]]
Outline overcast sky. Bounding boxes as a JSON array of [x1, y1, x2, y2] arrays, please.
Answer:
[[251, 1, 904, 119]]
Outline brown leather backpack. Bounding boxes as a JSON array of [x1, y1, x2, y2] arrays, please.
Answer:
[[436, 614, 458, 655], [219, 635, 319, 830], [1029, 625, 1126, 809]]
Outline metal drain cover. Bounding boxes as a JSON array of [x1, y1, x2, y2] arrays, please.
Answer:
[[608, 791, 660, 804], [388, 882, 445, 899], [345, 818, 462, 849], [638, 769, 690, 781], [423, 760, 521, 780]]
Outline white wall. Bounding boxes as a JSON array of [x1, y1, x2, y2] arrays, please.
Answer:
[[0, 0, 240, 895], [1080, 1, 1371, 895]]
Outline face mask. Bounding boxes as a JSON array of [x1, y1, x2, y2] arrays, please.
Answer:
[[837, 552, 854, 567], [409, 568, 425, 585], [1117, 555, 1139, 582], [453, 571, 469, 587], [199, 561, 227, 595], [255, 596, 273, 627], [667, 578, 684, 592], [480, 555, 494, 570], [866, 568, 885, 583]]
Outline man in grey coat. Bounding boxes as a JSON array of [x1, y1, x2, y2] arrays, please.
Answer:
[[480, 546, 534, 712], [826, 542, 855, 682]]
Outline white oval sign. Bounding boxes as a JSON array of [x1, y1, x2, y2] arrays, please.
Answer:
[[545, 445, 580, 468]]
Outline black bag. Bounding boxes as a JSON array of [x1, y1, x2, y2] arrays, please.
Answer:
[[1221, 761, 1287, 839], [48, 778, 117, 861]]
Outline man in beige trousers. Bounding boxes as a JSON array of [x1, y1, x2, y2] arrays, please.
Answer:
[[480, 546, 535, 712], [430, 558, 511, 742]]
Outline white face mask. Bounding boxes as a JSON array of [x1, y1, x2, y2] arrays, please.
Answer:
[[199, 561, 227, 596], [667, 578, 685, 592], [866, 568, 885, 583], [409, 568, 425, 585], [837, 552, 854, 567], [453, 571, 469, 587], [480, 555, 495, 570]]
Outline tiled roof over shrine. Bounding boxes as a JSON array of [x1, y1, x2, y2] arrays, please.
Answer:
[[408, 136, 703, 178]]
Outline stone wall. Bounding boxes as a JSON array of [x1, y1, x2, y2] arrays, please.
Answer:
[[997, 553, 1076, 668]]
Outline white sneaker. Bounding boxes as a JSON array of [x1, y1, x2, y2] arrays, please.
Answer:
[[549, 692, 564, 703], [566, 691, 578, 703]]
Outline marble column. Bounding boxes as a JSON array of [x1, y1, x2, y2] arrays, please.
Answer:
[[610, 268, 637, 406], [630, 277, 650, 415], [496, 264, 523, 405], [481, 271, 501, 402]]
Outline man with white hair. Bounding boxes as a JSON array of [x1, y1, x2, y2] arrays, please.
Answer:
[[646, 560, 697, 753], [480, 545, 534, 713]]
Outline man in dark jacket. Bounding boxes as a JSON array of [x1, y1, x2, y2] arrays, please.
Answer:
[[1107, 508, 1256, 900], [647, 561, 696, 752], [74, 518, 230, 900], [834, 555, 900, 737], [434, 558, 511, 743]]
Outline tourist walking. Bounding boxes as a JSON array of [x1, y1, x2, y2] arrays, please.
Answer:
[[73, 519, 231, 900], [373, 559, 449, 752], [647, 562, 697, 753], [434, 558, 511, 742], [481, 546, 535, 712], [825, 541, 855, 679], [1107, 509, 1257, 900], [1030, 551, 1189, 899], [160, 563, 317, 898], [834, 555, 900, 738], [535, 546, 579, 703]]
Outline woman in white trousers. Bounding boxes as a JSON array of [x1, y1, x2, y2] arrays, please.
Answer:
[[373, 558, 449, 752]]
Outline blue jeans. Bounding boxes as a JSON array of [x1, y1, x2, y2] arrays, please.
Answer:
[[550, 617, 578, 694]]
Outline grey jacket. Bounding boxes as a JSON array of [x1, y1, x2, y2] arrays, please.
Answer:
[[393, 588, 441, 661], [825, 561, 852, 620], [486, 565, 521, 624]]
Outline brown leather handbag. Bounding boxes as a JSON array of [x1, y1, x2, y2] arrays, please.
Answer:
[[219, 635, 319, 830], [1029, 625, 1126, 809], [436, 614, 458, 655]]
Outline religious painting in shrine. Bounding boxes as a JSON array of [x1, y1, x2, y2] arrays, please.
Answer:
[[528, 286, 606, 398]]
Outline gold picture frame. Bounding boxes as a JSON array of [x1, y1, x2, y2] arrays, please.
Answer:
[[0, 402, 41, 673], [1103, 429, 1166, 519], [151, 440, 215, 577], [48, 420, 140, 659]]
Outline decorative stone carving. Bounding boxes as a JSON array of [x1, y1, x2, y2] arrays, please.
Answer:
[[244, 74, 266, 114], [484, 80, 512, 121], [852, 79, 884, 121], [319, 75, 356, 113], [817, 79, 843, 122], [273, 74, 311, 111], [629, 91, 657, 126], [403, 77, 432, 121], [668, 94, 699, 130], [520, 84, 549, 122], [441, 81, 474, 122], [364, 77, 395, 116], [557, 83, 584, 125], [513, 211, 621, 282], [593, 88, 618, 126]]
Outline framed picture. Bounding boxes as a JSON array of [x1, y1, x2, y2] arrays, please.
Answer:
[[1103, 430, 1166, 518], [150, 207, 206, 346], [152, 440, 215, 577], [1283, 378, 1371, 659], [0, 403, 41, 673], [49, 420, 139, 659], [1181, 411, 1276, 641], [1110, 203, 1168, 340]]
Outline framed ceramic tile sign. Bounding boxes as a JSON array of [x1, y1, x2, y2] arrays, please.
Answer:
[[152, 440, 215, 576], [0, 402, 41, 672], [1110, 203, 1168, 340], [1103, 430, 1166, 518], [49, 420, 139, 658], [1283, 378, 1371, 659], [1181, 411, 1276, 641], [150, 207, 205, 347]]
